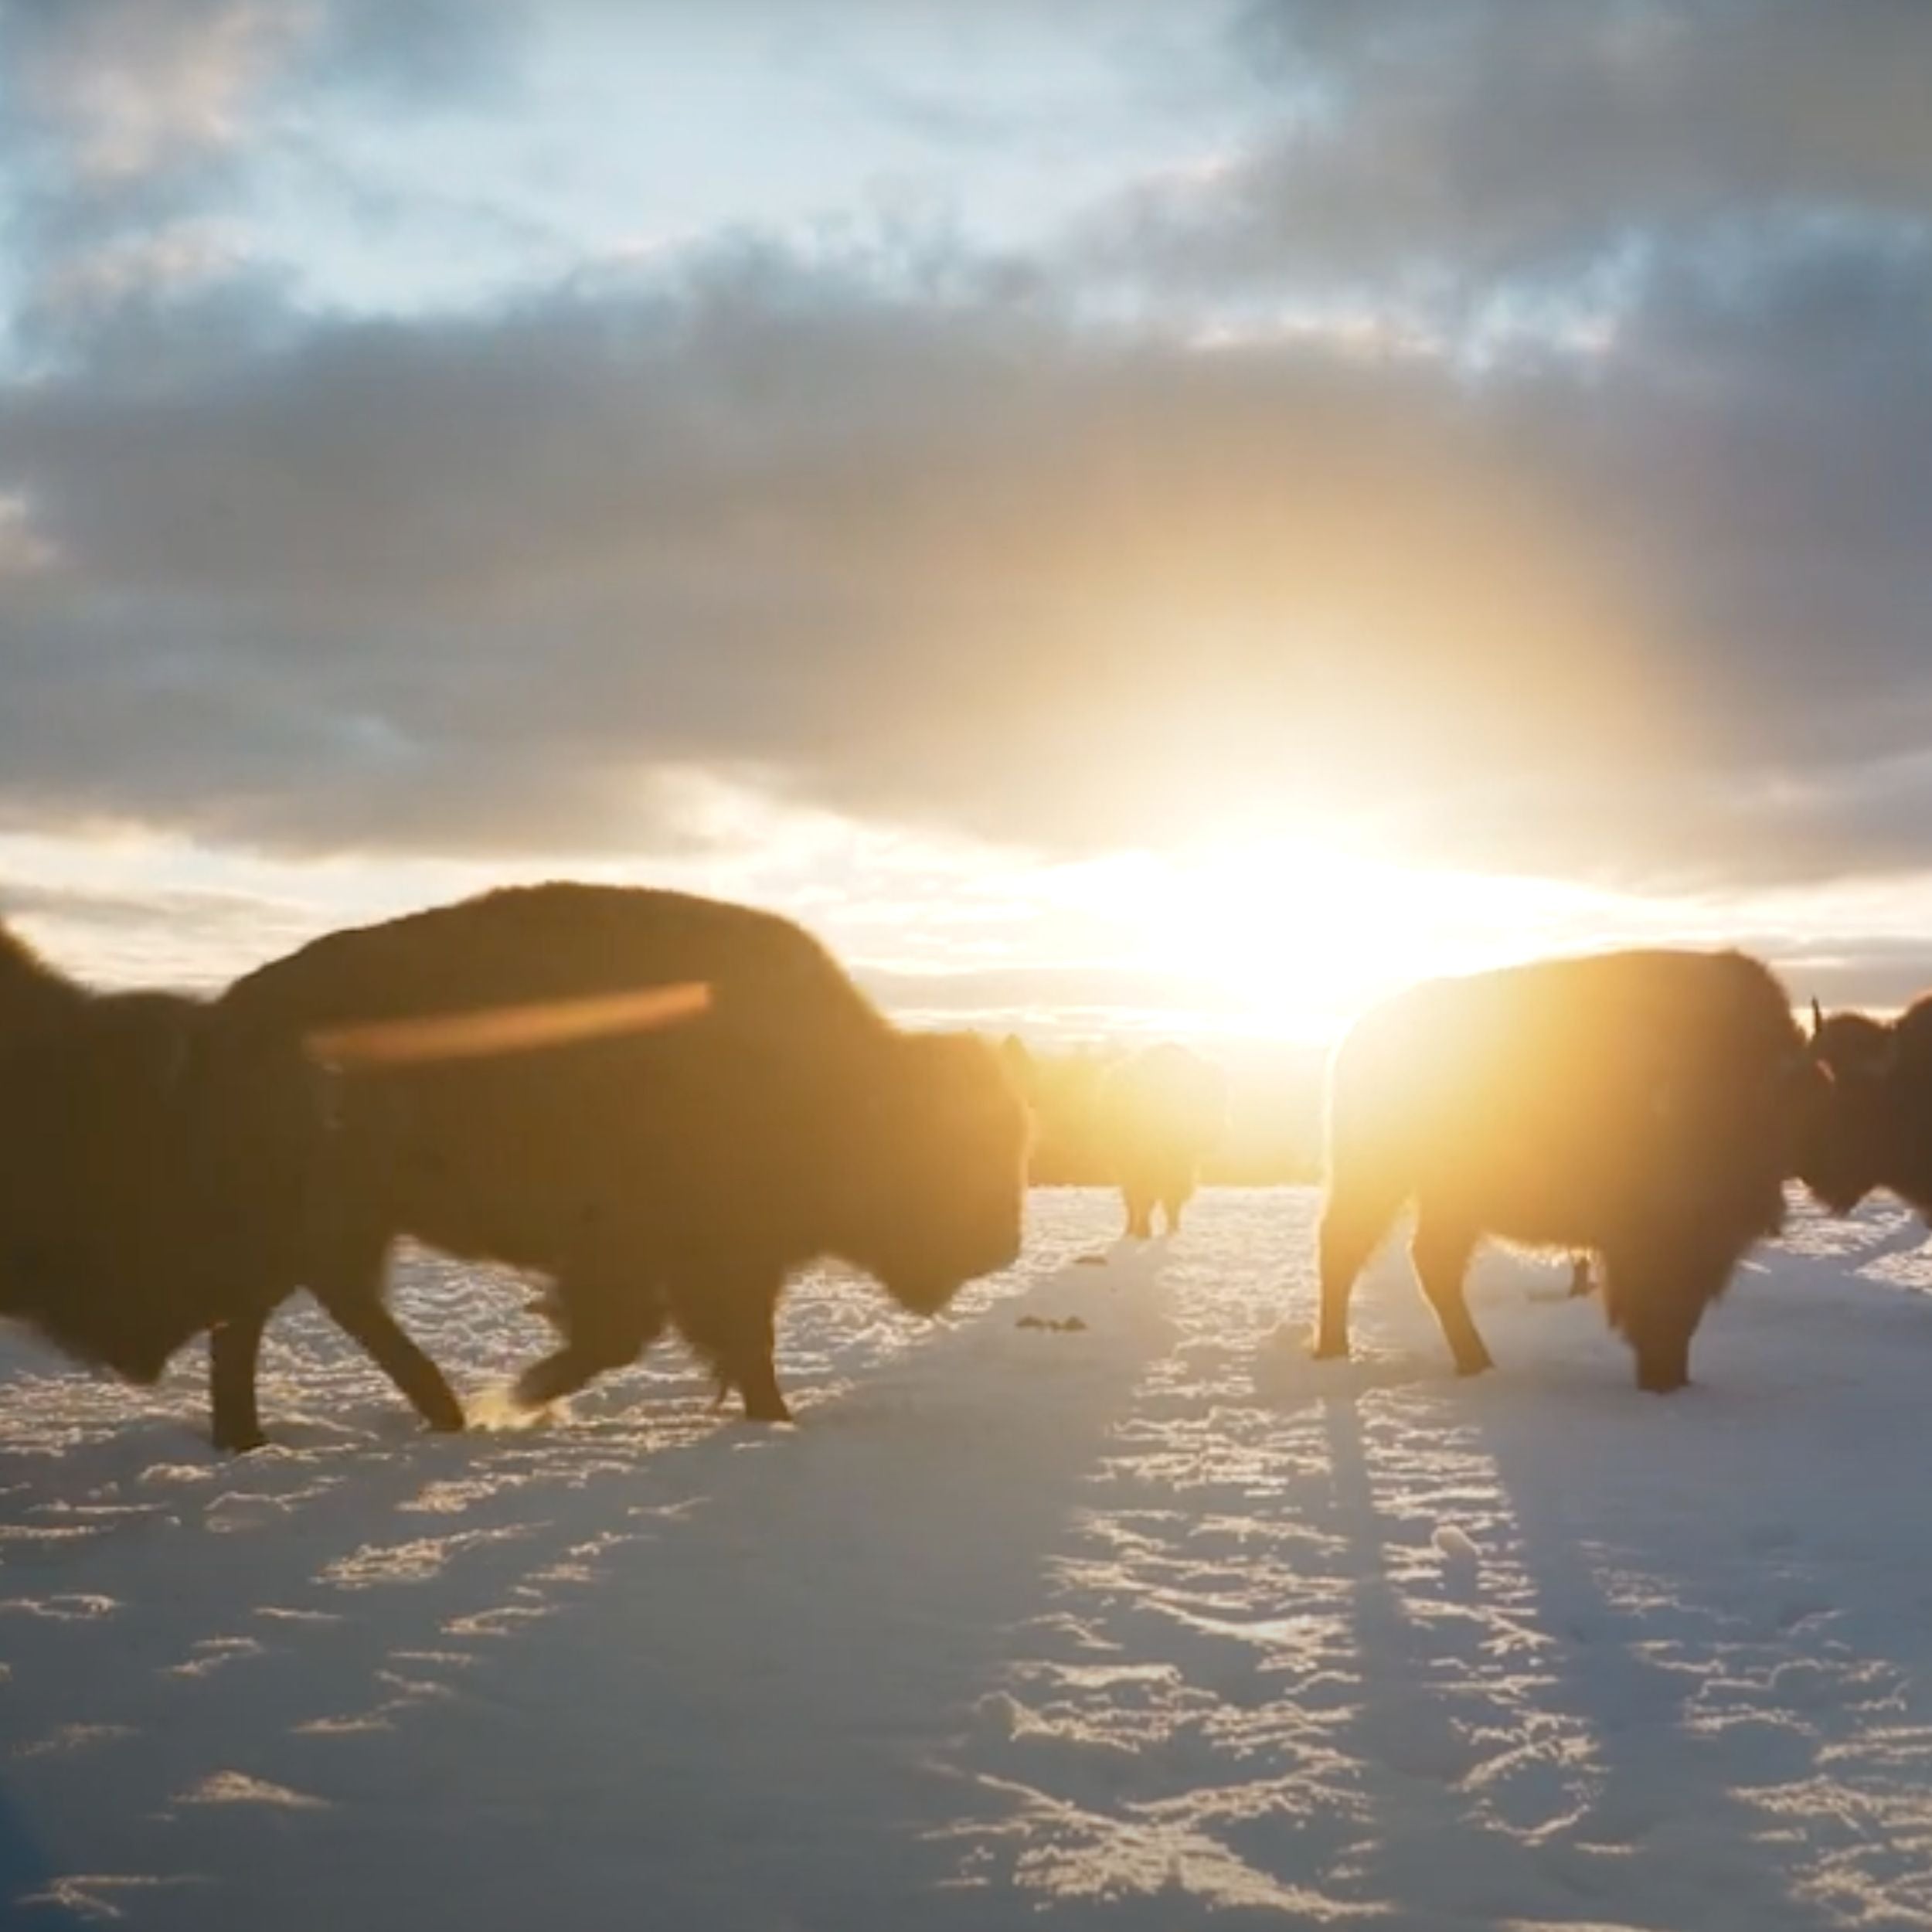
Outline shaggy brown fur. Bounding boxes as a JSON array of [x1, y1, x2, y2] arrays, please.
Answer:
[[218, 883, 1031, 1441], [1799, 998, 1932, 1218], [0, 934, 332, 1417], [1316, 949, 1819, 1393]]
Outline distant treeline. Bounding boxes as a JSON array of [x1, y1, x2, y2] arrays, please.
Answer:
[[1000, 1037, 1328, 1187]]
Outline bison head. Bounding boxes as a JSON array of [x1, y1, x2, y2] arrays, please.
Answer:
[[1794, 1003, 1900, 1215], [0, 992, 321, 1380], [834, 1031, 1029, 1315]]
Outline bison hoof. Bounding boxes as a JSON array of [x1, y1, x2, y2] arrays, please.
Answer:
[[414, 1386, 466, 1432], [1454, 1355, 1495, 1378], [1634, 1342, 1692, 1394], [213, 1426, 268, 1454], [1309, 1335, 1351, 1362]]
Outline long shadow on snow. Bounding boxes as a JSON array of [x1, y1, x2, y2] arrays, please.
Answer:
[[1465, 1346, 1932, 1932], [1214, 1239, 1848, 1932], [1082, 1207, 1932, 1932], [5, 1247, 1176, 1931]]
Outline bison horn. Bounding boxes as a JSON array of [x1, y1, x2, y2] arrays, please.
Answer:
[[1810, 996, 1825, 1042]]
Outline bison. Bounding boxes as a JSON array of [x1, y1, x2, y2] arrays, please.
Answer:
[[1096, 1043, 1227, 1238], [216, 882, 1031, 1441], [1315, 948, 1821, 1392], [1798, 996, 1932, 1218], [0, 927, 410, 1428]]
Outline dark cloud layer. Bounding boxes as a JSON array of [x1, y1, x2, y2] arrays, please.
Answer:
[[1138, 1, 1932, 297], [2, 2, 1931, 897], [6, 228, 1932, 888]]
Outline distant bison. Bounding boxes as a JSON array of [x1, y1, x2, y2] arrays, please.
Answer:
[[1097, 1043, 1227, 1238], [0, 927, 402, 1437], [218, 883, 1031, 1437], [1315, 949, 1821, 1392], [1798, 996, 1932, 1217]]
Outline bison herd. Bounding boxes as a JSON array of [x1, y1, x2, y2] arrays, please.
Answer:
[[0, 881, 1916, 1449]]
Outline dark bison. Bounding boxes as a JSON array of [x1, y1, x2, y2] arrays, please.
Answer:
[[1096, 1043, 1226, 1238], [1315, 948, 1821, 1392], [1798, 995, 1932, 1216], [216, 882, 1031, 1440], [0, 926, 350, 1417]]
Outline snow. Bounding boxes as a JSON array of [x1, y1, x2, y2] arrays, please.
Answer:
[[5, 1188, 1932, 1929]]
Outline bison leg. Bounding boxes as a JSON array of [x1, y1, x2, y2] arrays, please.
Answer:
[[725, 1309, 788, 1423], [209, 1308, 270, 1453], [308, 1220, 464, 1434], [512, 1287, 664, 1410], [318, 1284, 467, 1433], [672, 1273, 790, 1422], [1410, 1212, 1493, 1377], [1623, 1263, 1713, 1394], [1313, 1182, 1402, 1360], [1600, 1240, 1724, 1394], [1160, 1189, 1189, 1236], [1121, 1186, 1155, 1240], [1632, 1309, 1694, 1395]]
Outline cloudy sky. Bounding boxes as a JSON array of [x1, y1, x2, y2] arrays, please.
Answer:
[[2, 0, 1930, 1039]]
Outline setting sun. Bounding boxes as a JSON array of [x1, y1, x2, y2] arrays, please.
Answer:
[[1039, 835, 1606, 1043]]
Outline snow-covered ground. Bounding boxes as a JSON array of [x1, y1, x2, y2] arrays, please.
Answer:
[[5, 1187, 1932, 1930]]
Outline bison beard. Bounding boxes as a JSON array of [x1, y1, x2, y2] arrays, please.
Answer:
[[1798, 999, 1932, 1219], [216, 883, 1031, 1447], [0, 940, 354, 1426], [1315, 949, 1814, 1393]]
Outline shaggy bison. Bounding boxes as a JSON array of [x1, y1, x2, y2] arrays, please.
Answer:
[[1798, 995, 1932, 1217], [0, 927, 399, 1430], [1315, 949, 1821, 1392], [1097, 1043, 1226, 1238], [218, 883, 1031, 1437]]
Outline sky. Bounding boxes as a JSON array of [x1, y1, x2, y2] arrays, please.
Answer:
[[2, 0, 1931, 1043]]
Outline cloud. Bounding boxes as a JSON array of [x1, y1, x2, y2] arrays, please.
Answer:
[[2, 217, 1931, 889], [0, 875, 326, 990], [0, 0, 519, 176], [0, 0, 525, 362], [0, 241, 1603, 857], [1767, 940, 1932, 1017], [301, 0, 527, 105], [855, 961, 1231, 1033], [2, 7, 1930, 902], [0, 0, 296, 185], [1098, 1, 1932, 301]]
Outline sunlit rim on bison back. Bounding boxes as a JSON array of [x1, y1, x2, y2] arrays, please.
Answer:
[[305, 981, 713, 1068]]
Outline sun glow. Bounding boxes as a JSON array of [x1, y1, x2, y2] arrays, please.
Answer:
[[1042, 835, 1606, 1043]]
